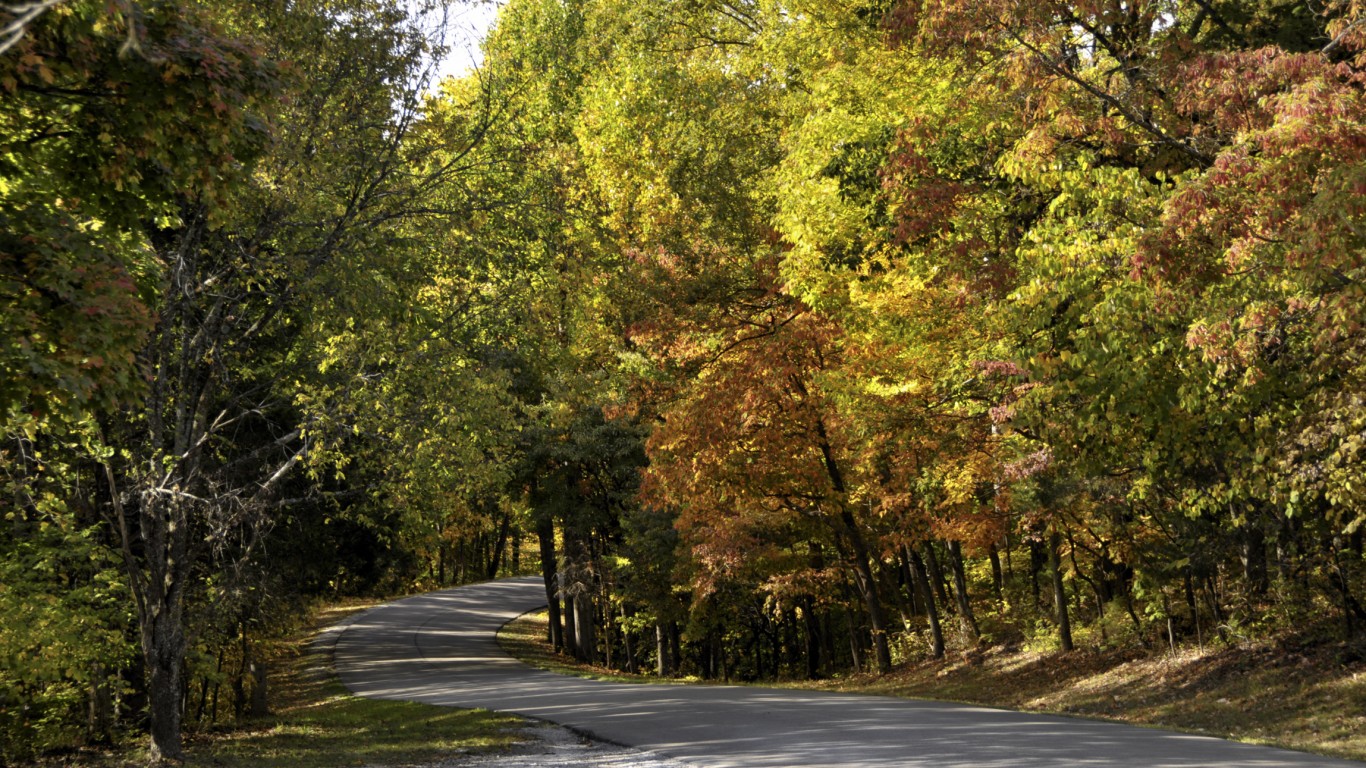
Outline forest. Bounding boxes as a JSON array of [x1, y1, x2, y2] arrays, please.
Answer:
[[2, 0, 1365, 762]]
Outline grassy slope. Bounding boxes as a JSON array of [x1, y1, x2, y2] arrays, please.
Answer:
[[42, 603, 522, 767], [187, 603, 523, 767], [498, 609, 1366, 762]]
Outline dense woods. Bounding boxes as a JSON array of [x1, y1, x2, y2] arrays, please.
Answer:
[[3, 0, 1366, 761]]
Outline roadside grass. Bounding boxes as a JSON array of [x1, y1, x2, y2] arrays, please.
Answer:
[[498, 609, 1366, 762], [185, 603, 522, 767], [41, 602, 522, 767]]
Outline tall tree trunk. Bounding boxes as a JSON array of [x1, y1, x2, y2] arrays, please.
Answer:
[[669, 622, 681, 677], [250, 659, 268, 717], [1050, 530, 1074, 652], [947, 540, 980, 641], [924, 543, 951, 609], [145, 603, 186, 762], [909, 546, 945, 659], [563, 593, 578, 658], [108, 464, 191, 763], [1029, 537, 1045, 609], [87, 663, 114, 744], [988, 542, 1005, 607], [844, 606, 864, 673], [487, 510, 511, 580], [810, 415, 892, 673], [656, 623, 670, 676], [840, 516, 893, 674], [1242, 522, 1269, 598], [802, 596, 821, 679], [535, 514, 562, 651], [574, 592, 596, 663]]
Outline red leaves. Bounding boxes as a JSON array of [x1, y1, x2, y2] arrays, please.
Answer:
[[1143, 42, 1366, 282], [881, 136, 973, 247]]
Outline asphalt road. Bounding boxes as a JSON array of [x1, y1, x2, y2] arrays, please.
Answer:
[[333, 576, 1360, 768]]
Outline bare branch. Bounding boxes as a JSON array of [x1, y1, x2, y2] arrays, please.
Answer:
[[0, 0, 66, 55], [1323, 16, 1366, 55], [999, 22, 1213, 167]]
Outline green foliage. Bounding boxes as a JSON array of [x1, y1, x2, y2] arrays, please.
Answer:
[[8, 0, 1366, 756], [0, 434, 133, 760], [0, 0, 279, 431]]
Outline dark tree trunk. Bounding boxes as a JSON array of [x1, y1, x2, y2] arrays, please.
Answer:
[[87, 664, 114, 744], [802, 596, 821, 678], [842, 521, 893, 674], [988, 542, 1005, 606], [1242, 523, 1269, 598], [812, 417, 891, 674], [145, 608, 186, 761], [250, 660, 268, 717], [948, 540, 980, 641], [535, 515, 562, 651], [899, 552, 921, 616], [563, 592, 578, 658], [924, 543, 951, 609], [844, 606, 864, 673], [669, 622, 681, 676], [487, 510, 511, 580], [656, 623, 671, 676], [1029, 537, 1045, 609], [909, 546, 945, 659], [575, 592, 596, 663], [1050, 530, 1074, 652], [122, 487, 191, 763]]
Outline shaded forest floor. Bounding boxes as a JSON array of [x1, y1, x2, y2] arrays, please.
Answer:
[[498, 610, 1366, 763]]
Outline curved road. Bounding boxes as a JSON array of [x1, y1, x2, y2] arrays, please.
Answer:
[[334, 576, 1359, 768]]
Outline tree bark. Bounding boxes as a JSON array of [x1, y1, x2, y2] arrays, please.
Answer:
[[909, 546, 945, 659], [563, 592, 578, 658], [111, 464, 191, 763], [924, 543, 950, 609], [844, 606, 864, 673], [812, 416, 891, 674], [656, 623, 671, 676], [250, 660, 269, 717], [802, 596, 821, 679], [1242, 523, 1269, 598], [574, 592, 596, 663], [145, 602, 187, 762], [988, 542, 1005, 606], [487, 509, 511, 580], [837, 513, 892, 674], [535, 515, 563, 651], [1050, 530, 1074, 652], [947, 540, 980, 641]]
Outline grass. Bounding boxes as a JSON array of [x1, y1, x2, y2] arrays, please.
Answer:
[[497, 609, 1366, 762], [185, 603, 523, 767], [43, 602, 523, 767]]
